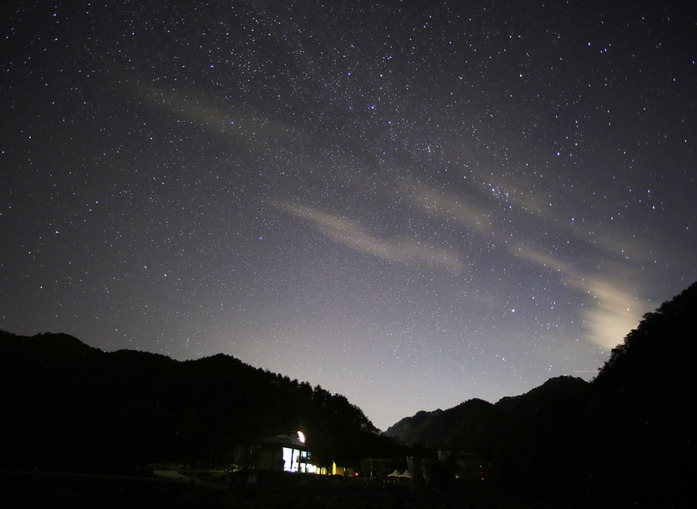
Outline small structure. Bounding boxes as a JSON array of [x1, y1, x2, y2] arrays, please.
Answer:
[[360, 457, 392, 479], [251, 431, 319, 473], [387, 469, 411, 484], [332, 461, 355, 477], [438, 450, 487, 481]]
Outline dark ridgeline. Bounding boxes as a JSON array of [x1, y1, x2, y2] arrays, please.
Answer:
[[0, 330, 406, 475], [1, 281, 696, 507], [385, 281, 697, 507], [589, 280, 697, 507]]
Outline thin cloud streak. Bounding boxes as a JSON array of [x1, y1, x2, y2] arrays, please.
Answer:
[[135, 84, 307, 146], [515, 245, 647, 349], [399, 181, 494, 235], [403, 177, 652, 349], [271, 198, 464, 273], [465, 168, 658, 265], [578, 280, 644, 350]]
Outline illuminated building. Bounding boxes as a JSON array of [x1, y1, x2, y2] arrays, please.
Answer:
[[251, 430, 320, 473]]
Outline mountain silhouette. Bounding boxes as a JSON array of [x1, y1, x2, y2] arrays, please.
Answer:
[[2, 281, 696, 506], [385, 376, 590, 449], [0, 330, 404, 474], [385, 281, 697, 507]]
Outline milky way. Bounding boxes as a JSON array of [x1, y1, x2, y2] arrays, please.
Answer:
[[2, 1, 696, 429]]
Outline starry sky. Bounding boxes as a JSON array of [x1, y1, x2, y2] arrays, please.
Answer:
[[1, 0, 696, 430]]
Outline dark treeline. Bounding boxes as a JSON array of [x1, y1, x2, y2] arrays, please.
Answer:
[[0, 331, 408, 474], [385, 281, 697, 507], [2, 281, 696, 507]]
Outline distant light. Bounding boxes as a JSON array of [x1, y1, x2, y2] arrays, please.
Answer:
[[297, 430, 305, 444]]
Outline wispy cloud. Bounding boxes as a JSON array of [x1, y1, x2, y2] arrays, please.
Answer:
[[400, 170, 657, 349], [573, 276, 644, 350], [513, 244, 576, 275], [463, 168, 657, 266], [134, 84, 307, 146], [514, 244, 646, 349], [270, 198, 464, 272], [342, 169, 655, 351], [398, 181, 494, 235], [141, 82, 658, 350]]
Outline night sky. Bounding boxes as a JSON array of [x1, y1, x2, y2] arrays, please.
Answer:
[[2, 1, 695, 430]]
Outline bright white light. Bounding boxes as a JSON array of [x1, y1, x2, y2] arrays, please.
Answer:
[[297, 430, 306, 444]]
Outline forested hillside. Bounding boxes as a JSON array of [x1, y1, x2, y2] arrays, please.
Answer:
[[385, 282, 697, 506], [0, 331, 404, 473]]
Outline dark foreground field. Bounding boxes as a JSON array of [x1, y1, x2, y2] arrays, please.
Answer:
[[0, 471, 564, 509]]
